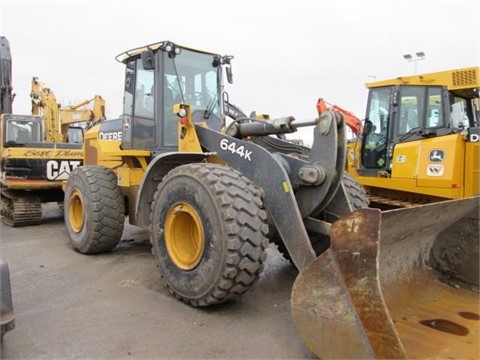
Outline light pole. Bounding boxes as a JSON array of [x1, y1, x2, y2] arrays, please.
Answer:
[[403, 51, 426, 74]]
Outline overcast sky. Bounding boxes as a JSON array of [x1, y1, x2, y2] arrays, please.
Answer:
[[1, 0, 479, 143]]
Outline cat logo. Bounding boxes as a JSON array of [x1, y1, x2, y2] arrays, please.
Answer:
[[46, 160, 82, 180]]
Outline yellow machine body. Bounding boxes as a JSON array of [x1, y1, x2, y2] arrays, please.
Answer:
[[346, 66, 479, 207], [60, 42, 479, 359]]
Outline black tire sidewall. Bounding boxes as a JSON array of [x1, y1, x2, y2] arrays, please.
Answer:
[[64, 166, 125, 254], [151, 173, 226, 301], [64, 168, 95, 252]]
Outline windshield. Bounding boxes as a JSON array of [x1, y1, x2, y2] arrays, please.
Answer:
[[164, 48, 219, 110], [163, 48, 221, 146], [5, 118, 42, 144]]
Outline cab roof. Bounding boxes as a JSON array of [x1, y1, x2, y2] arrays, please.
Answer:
[[115, 40, 220, 64], [365, 66, 479, 92]]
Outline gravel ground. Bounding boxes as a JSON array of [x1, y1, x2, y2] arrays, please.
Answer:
[[0, 203, 315, 359]]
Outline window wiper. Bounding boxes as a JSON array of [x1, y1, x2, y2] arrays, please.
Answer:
[[398, 127, 423, 142], [203, 91, 219, 119], [170, 58, 185, 104]]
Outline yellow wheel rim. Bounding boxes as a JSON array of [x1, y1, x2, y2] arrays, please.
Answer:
[[69, 189, 84, 233], [165, 202, 205, 270]]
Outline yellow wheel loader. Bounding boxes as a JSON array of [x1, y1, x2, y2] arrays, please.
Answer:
[[346, 66, 479, 207], [63, 41, 479, 359]]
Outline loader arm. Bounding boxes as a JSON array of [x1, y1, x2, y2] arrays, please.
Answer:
[[194, 125, 317, 270], [183, 105, 350, 270]]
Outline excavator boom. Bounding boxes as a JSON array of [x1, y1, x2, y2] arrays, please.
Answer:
[[30, 77, 63, 143], [317, 98, 363, 136], [59, 95, 106, 140], [1, 36, 14, 115]]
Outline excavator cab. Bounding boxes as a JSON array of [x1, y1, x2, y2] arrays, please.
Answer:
[[2, 115, 43, 147]]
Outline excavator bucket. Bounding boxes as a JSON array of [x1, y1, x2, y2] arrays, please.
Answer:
[[292, 196, 479, 359]]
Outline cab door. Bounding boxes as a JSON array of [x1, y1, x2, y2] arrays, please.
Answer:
[[121, 59, 155, 150]]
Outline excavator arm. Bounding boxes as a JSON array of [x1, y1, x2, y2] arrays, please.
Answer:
[[59, 95, 106, 140], [0, 36, 14, 115], [317, 98, 363, 136], [30, 77, 63, 143], [30, 78, 106, 142]]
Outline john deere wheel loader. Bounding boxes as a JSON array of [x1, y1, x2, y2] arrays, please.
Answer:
[[63, 41, 479, 359], [346, 66, 479, 207]]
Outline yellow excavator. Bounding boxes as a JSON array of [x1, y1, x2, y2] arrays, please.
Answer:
[[30, 77, 106, 143], [0, 53, 107, 226], [62, 41, 479, 359]]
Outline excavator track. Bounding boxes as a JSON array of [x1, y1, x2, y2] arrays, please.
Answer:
[[1, 190, 42, 227]]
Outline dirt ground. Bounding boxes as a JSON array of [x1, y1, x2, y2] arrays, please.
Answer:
[[0, 203, 315, 359]]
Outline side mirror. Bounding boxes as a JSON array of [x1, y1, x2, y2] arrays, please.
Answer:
[[221, 55, 234, 84], [141, 50, 155, 70], [226, 65, 233, 84]]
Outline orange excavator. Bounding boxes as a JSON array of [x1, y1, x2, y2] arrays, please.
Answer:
[[316, 97, 363, 136]]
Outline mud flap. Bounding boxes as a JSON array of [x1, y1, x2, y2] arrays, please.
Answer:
[[292, 197, 479, 359]]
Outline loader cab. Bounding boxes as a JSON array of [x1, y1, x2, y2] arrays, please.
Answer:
[[117, 41, 229, 153], [360, 85, 449, 171], [359, 83, 479, 175]]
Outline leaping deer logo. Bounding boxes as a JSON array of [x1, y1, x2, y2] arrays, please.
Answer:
[[429, 149, 445, 162]]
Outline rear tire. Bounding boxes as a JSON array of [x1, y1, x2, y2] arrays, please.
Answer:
[[150, 163, 268, 307], [342, 173, 370, 211], [64, 166, 125, 254]]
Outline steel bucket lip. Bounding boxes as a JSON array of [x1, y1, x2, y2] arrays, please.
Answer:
[[292, 197, 480, 359]]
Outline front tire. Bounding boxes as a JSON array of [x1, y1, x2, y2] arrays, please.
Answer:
[[274, 173, 369, 259], [150, 163, 268, 307], [64, 166, 125, 254]]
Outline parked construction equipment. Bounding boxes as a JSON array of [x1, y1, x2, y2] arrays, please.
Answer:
[[30, 77, 106, 143], [342, 67, 480, 287], [317, 68, 480, 287], [0, 37, 106, 226], [62, 41, 478, 358], [317, 97, 363, 137], [346, 66, 479, 207]]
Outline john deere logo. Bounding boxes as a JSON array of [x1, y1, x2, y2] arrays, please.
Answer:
[[429, 149, 445, 162]]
